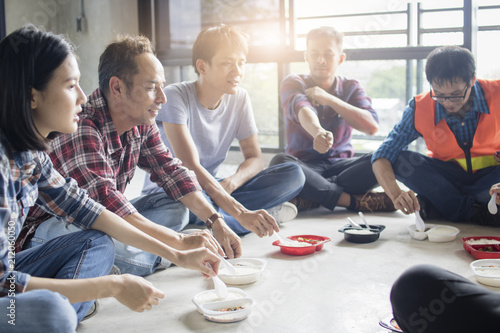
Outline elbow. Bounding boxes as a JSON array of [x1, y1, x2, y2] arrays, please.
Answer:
[[365, 123, 379, 136]]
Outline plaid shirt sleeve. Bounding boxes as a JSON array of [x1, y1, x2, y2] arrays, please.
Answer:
[[372, 98, 422, 164], [137, 124, 201, 199], [49, 121, 137, 218], [1, 150, 104, 297]]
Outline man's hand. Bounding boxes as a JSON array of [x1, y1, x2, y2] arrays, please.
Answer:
[[112, 274, 165, 312], [305, 86, 331, 106], [236, 210, 280, 238], [313, 130, 334, 154], [211, 220, 243, 259], [175, 247, 222, 278], [392, 190, 420, 215], [489, 183, 500, 205], [178, 229, 225, 257]]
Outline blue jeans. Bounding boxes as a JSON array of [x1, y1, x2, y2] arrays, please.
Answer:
[[7, 230, 114, 329], [270, 153, 378, 210], [393, 150, 500, 222], [0, 290, 77, 333], [30, 193, 189, 277], [191, 162, 305, 235]]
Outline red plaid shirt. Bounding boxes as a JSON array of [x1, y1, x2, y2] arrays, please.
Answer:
[[19, 89, 201, 249]]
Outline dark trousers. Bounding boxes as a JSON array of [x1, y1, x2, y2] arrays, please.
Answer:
[[393, 150, 500, 222], [391, 264, 500, 333], [269, 153, 378, 210]]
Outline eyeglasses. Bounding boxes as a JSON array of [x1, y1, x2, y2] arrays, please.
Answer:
[[430, 85, 469, 102]]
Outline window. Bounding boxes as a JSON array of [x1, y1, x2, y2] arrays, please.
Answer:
[[140, 0, 499, 153]]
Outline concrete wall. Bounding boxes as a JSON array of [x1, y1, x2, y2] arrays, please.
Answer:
[[5, 0, 139, 94]]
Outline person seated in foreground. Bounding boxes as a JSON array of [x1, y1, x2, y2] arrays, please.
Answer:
[[19, 33, 241, 278], [372, 45, 500, 226], [0, 25, 220, 332], [142, 24, 305, 235], [269, 26, 395, 213], [390, 264, 500, 333]]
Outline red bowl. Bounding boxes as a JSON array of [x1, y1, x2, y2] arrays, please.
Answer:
[[272, 234, 331, 256], [461, 236, 500, 259]]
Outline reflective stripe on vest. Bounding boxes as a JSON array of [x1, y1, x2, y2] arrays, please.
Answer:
[[414, 79, 500, 172]]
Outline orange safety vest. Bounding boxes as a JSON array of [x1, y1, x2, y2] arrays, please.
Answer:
[[414, 79, 500, 173]]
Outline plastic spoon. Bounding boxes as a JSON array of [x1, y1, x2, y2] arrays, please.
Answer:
[[274, 232, 289, 245], [488, 192, 498, 214], [219, 255, 236, 275], [347, 217, 363, 229], [205, 262, 228, 299], [414, 212, 426, 232], [358, 212, 371, 229]]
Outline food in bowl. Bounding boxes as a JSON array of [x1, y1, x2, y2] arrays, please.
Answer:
[[272, 235, 331, 256], [338, 224, 386, 244], [218, 258, 267, 285], [470, 259, 500, 287], [192, 288, 248, 314], [200, 297, 255, 323], [408, 224, 436, 240], [427, 225, 460, 242]]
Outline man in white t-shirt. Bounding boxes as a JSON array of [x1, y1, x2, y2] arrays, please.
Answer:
[[142, 24, 305, 236]]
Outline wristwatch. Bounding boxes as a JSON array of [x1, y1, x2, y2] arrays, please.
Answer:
[[206, 212, 224, 229]]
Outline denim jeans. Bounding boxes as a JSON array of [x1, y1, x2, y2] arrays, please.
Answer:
[[30, 193, 189, 277], [0, 289, 77, 333], [270, 153, 378, 210], [8, 229, 114, 329], [392, 150, 500, 222], [190, 162, 305, 235]]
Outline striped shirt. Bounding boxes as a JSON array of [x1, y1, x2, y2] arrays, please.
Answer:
[[21, 89, 201, 248], [372, 81, 489, 164], [1, 135, 104, 297], [280, 74, 379, 162]]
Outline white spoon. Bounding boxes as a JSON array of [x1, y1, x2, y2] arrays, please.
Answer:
[[218, 255, 236, 275], [274, 232, 289, 245], [488, 192, 498, 214], [414, 212, 426, 232], [358, 212, 370, 229], [205, 262, 227, 299], [347, 217, 363, 229]]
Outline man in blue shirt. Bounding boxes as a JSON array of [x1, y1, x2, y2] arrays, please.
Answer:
[[372, 46, 500, 225]]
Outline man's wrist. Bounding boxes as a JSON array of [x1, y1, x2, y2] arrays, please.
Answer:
[[206, 212, 224, 229]]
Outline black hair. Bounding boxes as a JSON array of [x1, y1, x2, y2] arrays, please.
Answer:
[[0, 24, 74, 151], [306, 26, 344, 52], [98, 34, 154, 97], [192, 24, 248, 76], [425, 46, 476, 87]]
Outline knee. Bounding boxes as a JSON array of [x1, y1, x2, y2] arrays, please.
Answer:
[[393, 151, 425, 180], [390, 264, 439, 307], [30, 290, 78, 332], [269, 153, 291, 166]]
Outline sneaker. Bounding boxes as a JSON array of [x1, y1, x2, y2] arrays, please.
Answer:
[[289, 196, 320, 212], [267, 202, 298, 224], [82, 300, 99, 321], [352, 191, 396, 213]]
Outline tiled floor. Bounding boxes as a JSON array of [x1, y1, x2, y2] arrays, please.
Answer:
[[76, 203, 500, 333]]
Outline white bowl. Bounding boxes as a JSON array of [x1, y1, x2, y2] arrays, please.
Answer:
[[470, 259, 500, 287], [192, 287, 248, 314], [427, 225, 460, 242], [407, 224, 436, 240], [218, 258, 267, 285], [200, 297, 255, 323]]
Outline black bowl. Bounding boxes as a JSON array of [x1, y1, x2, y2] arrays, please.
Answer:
[[338, 224, 386, 244]]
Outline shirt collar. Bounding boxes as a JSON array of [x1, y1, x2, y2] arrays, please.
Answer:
[[434, 81, 489, 124], [86, 89, 140, 154]]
